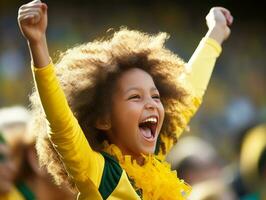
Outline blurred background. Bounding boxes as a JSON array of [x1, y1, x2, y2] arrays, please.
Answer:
[[0, 0, 265, 199]]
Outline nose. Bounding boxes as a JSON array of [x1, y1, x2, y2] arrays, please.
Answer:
[[144, 97, 157, 110]]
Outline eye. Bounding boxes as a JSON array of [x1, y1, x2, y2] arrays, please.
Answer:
[[152, 94, 161, 99], [128, 94, 141, 100]]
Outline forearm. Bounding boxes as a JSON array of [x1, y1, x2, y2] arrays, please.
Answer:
[[28, 35, 50, 68], [165, 38, 221, 153], [186, 37, 221, 97], [33, 63, 104, 185], [33, 63, 71, 130]]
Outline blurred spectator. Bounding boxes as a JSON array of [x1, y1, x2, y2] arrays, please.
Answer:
[[0, 133, 24, 200], [226, 122, 266, 200], [188, 179, 236, 200], [239, 123, 266, 199], [166, 136, 238, 199], [0, 106, 76, 200], [166, 136, 223, 185], [0, 106, 30, 182], [0, 106, 30, 141]]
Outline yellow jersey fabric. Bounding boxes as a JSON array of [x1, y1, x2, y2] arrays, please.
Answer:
[[0, 187, 25, 200]]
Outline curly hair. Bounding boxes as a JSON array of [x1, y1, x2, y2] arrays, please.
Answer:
[[30, 28, 194, 187]]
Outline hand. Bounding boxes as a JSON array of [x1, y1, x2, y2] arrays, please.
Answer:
[[205, 7, 233, 44], [18, 0, 48, 44]]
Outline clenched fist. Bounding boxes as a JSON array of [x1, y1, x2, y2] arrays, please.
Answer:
[[205, 7, 233, 44], [18, 0, 48, 44]]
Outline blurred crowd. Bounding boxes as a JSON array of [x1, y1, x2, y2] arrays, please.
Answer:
[[1, 107, 265, 199], [0, 106, 77, 199], [0, 0, 265, 199]]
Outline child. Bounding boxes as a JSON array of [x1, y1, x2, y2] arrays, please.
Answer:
[[18, 1, 233, 199]]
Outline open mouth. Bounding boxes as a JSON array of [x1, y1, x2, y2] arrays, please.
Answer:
[[139, 116, 158, 141]]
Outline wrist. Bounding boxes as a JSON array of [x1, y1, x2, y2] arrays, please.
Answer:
[[27, 34, 47, 47], [205, 26, 225, 45]]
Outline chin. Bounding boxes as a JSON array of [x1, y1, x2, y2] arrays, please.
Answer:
[[139, 145, 156, 155]]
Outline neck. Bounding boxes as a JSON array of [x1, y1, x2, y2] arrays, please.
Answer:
[[112, 142, 145, 165], [104, 141, 146, 165], [121, 149, 144, 165]]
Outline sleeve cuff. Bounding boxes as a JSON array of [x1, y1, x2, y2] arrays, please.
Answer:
[[201, 37, 222, 55], [31, 60, 54, 74]]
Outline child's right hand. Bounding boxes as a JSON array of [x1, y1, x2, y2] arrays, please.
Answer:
[[18, 0, 48, 44]]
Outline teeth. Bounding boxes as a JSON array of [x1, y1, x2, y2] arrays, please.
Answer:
[[143, 117, 157, 123]]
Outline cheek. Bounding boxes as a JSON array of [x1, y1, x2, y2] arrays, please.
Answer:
[[123, 105, 142, 129], [126, 102, 143, 115], [111, 102, 142, 128], [159, 103, 165, 120]]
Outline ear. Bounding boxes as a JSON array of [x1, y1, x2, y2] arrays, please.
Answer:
[[95, 116, 111, 131]]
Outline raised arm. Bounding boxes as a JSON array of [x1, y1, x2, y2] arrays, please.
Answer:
[[186, 7, 233, 98], [158, 8, 233, 157], [17, 0, 104, 190]]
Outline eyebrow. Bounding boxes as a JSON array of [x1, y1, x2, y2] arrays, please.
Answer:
[[125, 87, 158, 94]]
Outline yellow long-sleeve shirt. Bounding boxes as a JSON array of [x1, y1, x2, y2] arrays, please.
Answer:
[[33, 37, 221, 200]]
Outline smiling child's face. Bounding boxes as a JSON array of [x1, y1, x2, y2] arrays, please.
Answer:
[[108, 68, 165, 157]]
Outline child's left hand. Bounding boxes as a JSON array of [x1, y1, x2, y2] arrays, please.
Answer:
[[205, 7, 233, 44]]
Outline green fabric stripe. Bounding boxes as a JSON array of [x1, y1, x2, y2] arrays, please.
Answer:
[[16, 182, 36, 200], [127, 175, 142, 198], [99, 152, 123, 199]]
